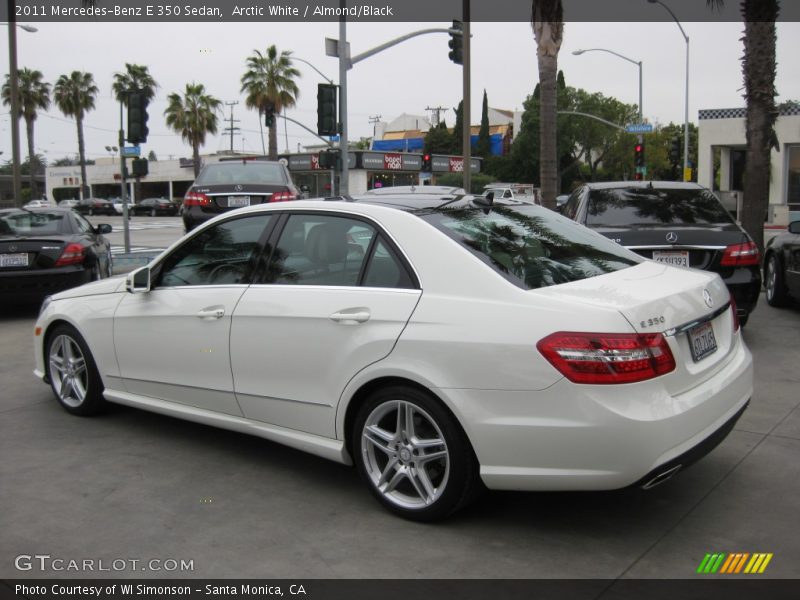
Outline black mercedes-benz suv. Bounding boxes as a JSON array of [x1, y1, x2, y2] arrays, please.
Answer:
[[562, 181, 761, 325]]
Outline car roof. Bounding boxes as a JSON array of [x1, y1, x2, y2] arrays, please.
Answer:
[[315, 193, 536, 212], [362, 185, 465, 196]]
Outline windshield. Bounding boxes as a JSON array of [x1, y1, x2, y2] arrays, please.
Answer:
[[0, 211, 67, 236], [420, 205, 641, 290], [586, 187, 734, 227], [195, 163, 288, 186]]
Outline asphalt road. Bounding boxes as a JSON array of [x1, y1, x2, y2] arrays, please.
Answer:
[[1, 290, 799, 580]]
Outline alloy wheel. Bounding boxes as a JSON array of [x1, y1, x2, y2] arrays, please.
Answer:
[[48, 334, 88, 408]]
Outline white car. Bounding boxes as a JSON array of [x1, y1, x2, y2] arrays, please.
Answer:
[[33, 196, 753, 521]]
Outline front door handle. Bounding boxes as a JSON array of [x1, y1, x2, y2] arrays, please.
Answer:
[[197, 307, 225, 320], [329, 310, 371, 323]]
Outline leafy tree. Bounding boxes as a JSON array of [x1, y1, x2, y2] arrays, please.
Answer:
[[164, 83, 222, 178], [531, 0, 564, 210], [241, 45, 301, 159], [475, 90, 491, 158], [424, 120, 452, 155], [451, 100, 464, 154], [2, 68, 50, 199], [53, 71, 98, 199]]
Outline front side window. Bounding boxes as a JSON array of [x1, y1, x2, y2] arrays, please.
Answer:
[[421, 205, 641, 290], [155, 215, 272, 287], [267, 214, 375, 286]]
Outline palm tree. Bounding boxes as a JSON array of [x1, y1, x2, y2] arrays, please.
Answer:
[[2, 68, 51, 199], [164, 83, 222, 177], [706, 0, 779, 255], [531, 0, 564, 211], [240, 45, 301, 159], [53, 71, 98, 199], [111, 63, 159, 105]]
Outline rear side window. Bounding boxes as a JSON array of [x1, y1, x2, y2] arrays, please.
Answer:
[[421, 206, 641, 290], [586, 188, 734, 227], [195, 163, 288, 186]]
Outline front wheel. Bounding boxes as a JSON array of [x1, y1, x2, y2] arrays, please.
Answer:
[[353, 385, 480, 521], [45, 325, 105, 415], [765, 254, 789, 307]]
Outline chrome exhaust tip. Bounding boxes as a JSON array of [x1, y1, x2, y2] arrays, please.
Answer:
[[641, 464, 682, 490]]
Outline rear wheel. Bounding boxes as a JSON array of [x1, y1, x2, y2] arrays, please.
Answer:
[[45, 325, 105, 415], [353, 385, 480, 521], [765, 254, 789, 307]]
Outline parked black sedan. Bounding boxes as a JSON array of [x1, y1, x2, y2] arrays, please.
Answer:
[[561, 182, 761, 325], [131, 197, 179, 217], [763, 220, 800, 307], [0, 208, 113, 304], [74, 197, 116, 216]]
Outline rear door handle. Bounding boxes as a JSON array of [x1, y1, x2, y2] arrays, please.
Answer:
[[329, 310, 371, 323], [197, 307, 225, 319]]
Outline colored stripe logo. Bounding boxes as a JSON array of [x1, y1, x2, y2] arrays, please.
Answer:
[[697, 552, 773, 574]]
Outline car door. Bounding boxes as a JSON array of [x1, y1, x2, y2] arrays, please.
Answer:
[[785, 222, 800, 295], [113, 213, 274, 415], [230, 211, 421, 438]]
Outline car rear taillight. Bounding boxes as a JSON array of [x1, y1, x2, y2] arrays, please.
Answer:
[[183, 191, 210, 207], [270, 190, 296, 203], [730, 296, 740, 333], [537, 331, 676, 384], [54, 243, 86, 267], [720, 241, 759, 266]]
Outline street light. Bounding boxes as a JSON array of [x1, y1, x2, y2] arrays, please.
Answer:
[[647, 0, 690, 181], [572, 48, 643, 126], [5, 19, 38, 205], [105, 145, 119, 164]]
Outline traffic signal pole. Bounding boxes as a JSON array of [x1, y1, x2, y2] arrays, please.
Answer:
[[338, 3, 348, 195], [119, 99, 131, 254], [461, 1, 471, 193]]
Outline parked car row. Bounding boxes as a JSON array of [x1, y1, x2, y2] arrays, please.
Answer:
[[54, 197, 180, 217]]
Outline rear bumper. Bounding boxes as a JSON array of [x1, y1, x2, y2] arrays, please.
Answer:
[[441, 333, 753, 491], [723, 267, 761, 315]]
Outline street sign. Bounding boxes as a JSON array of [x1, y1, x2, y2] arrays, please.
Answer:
[[121, 146, 141, 157], [626, 123, 654, 134]]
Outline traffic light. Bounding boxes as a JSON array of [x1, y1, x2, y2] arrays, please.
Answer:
[[318, 149, 338, 169], [130, 158, 148, 178], [448, 20, 463, 65], [669, 136, 681, 164], [317, 84, 338, 136], [422, 153, 432, 171], [634, 142, 645, 167], [264, 101, 276, 128], [127, 91, 149, 144]]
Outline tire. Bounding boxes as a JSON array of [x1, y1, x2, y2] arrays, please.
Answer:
[[106, 251, 113, 278], [45, 324, 105, 416], [353, 385, 480, 522], [765, 254, 789, 307]]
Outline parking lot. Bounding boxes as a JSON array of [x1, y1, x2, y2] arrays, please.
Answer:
[[1, 243, 799, 580]]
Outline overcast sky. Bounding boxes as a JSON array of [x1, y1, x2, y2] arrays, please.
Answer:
[[2, 20, 799, 162]]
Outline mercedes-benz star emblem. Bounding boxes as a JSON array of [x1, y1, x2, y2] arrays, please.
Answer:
[[235, 184, 243, 192], [703, 289, 714, 308], [666, 232, 678, 244]]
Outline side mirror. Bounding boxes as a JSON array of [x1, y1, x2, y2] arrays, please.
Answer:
[[96, 224, 112, 234], [788, 221, 800, 235], [126, 266, 151, 294]]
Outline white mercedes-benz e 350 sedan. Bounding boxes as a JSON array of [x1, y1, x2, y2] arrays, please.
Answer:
[[33, 193, 753, 521]]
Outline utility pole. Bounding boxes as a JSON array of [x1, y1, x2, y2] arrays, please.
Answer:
[[338, 0, 349, 195], [425, 106, 448, 126], [369, 115, 382, 140], [223, 101, 240, 153]]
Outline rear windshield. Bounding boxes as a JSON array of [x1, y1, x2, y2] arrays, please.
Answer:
[[420, 205, 641, 290], [0, 211, 67, 236], [195, 163, 287, 186], [586, 187, 734, 227]]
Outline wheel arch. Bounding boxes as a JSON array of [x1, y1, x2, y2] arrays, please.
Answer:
[[40, 318, 87, 383], [341, 375, 474, 464]]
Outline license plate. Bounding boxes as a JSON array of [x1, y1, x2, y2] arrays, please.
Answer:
[[652, 250, 689, 267], [687, 321, 718, 362], [0, 253, 28, 267], [227, 196, 250, 208]]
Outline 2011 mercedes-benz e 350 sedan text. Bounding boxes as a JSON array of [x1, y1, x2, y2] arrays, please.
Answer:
[[33, 194, 753, 521]]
